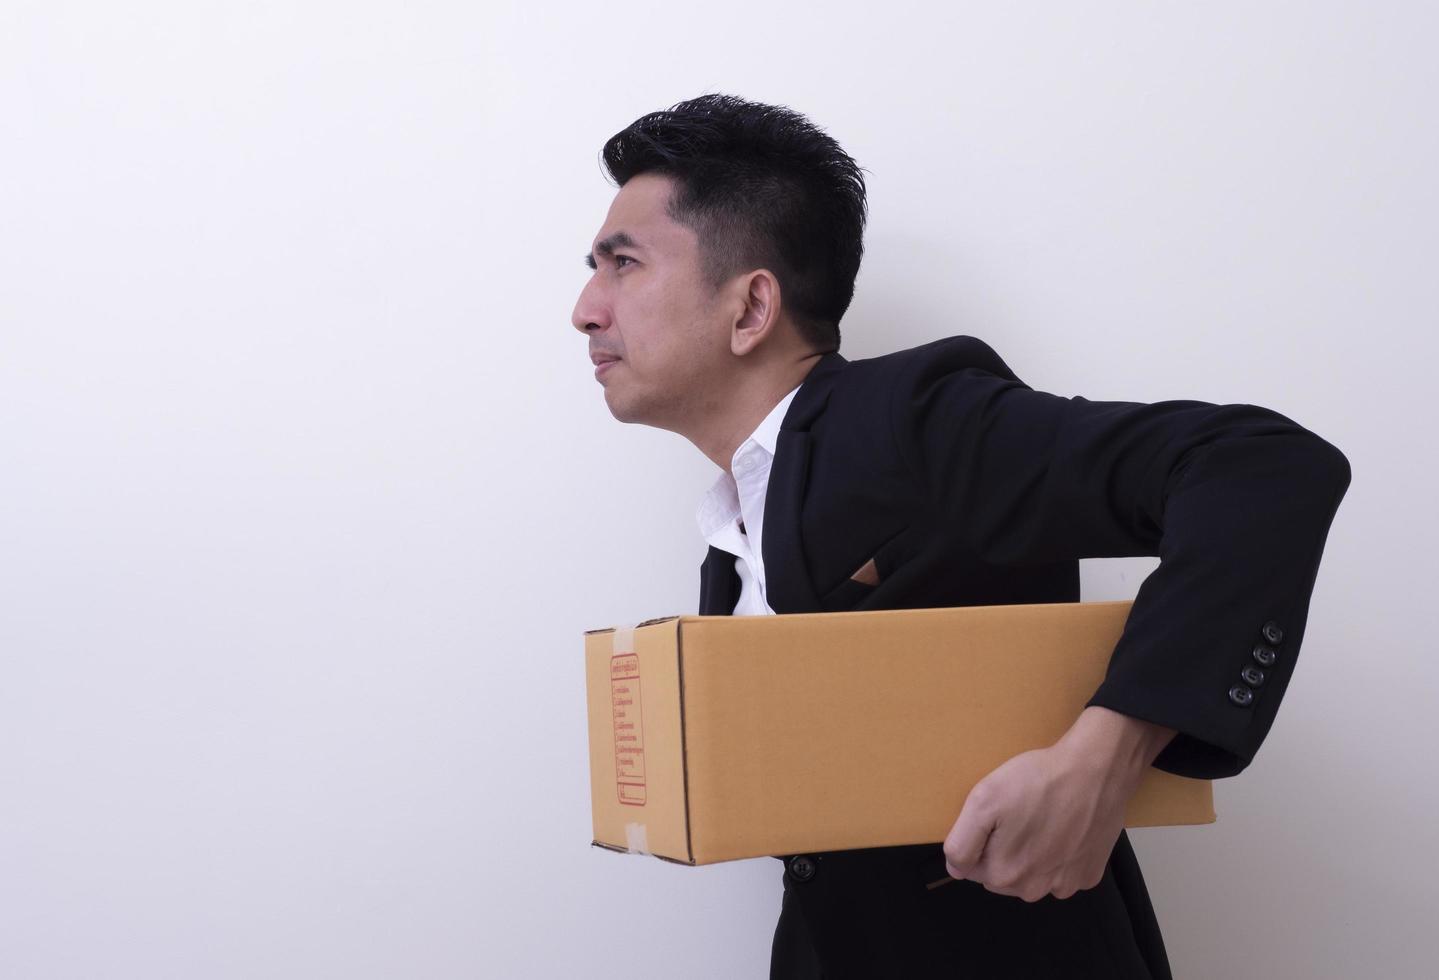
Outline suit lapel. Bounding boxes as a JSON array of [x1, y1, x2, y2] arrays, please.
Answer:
[[699, 545, 740, 616], [761, 351, 849, 614], [694, 351, 850, 617]]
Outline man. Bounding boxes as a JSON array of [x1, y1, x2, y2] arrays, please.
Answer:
[[572, 94, 1350, 979]]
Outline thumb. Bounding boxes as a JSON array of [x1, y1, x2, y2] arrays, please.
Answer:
[[944, 788, 997, 879]]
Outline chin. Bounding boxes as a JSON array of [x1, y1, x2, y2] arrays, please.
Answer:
[[603, 389, 642, 424]]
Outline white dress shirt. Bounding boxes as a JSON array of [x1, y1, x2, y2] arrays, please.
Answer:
[[695, 383, 803, 616]]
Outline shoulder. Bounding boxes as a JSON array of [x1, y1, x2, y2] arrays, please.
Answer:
[[832, 334, 1028, 410]]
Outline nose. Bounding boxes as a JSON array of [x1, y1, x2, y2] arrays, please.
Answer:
[[571, 276, 610, 335]]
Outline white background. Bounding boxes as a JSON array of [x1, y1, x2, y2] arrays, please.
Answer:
[[3, 2, 1435, 977]]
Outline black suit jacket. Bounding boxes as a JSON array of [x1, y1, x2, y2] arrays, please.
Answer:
[[698, 335, 1350, 978]]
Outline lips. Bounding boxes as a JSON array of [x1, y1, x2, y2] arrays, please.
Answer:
[[590, 352, 621, 366], [593, 355, 619, 381]]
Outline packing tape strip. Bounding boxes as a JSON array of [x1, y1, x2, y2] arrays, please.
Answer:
[[625, 821, 650, 855], [612, 623, 638, 655]]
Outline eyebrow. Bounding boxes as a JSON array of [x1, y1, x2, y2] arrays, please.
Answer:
[[583, 231, 644, 269]]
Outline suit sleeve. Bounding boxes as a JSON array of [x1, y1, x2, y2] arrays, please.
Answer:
[[888, 336, 1351, 779]]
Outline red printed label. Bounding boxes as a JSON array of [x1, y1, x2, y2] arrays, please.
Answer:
[[610, 653, 646, 806]]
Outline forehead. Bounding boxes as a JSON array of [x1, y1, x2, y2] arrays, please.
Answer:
[[592, 172, 697, 255]]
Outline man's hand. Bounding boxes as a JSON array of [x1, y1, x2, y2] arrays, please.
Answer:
[[942, 706, 1176, 902]]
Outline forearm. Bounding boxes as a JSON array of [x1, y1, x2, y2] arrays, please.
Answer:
[[1087, 426, 1349, 777]]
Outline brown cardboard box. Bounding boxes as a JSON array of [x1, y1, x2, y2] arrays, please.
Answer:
[[584, 600, 1215, 866]]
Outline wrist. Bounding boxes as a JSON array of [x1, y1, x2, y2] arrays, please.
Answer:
[[1060, 706, 1178, 784]]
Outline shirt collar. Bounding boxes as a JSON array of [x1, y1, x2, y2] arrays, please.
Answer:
[[694, 381, 803, 541], [748, 382, 801, 458]]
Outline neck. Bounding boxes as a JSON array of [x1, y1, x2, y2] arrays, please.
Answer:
[[689, 350, 826, 474]]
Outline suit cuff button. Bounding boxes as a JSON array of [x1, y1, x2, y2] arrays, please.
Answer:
[[1261, 621, 1284, 645], [1228, 684, 1255, 707]]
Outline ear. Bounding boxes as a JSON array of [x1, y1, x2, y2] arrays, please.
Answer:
[[728, 269, 782, 357]]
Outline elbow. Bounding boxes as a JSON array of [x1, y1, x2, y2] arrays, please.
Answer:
[[1311, 435, 1352, 500]]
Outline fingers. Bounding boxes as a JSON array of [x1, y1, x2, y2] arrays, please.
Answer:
[[942, 785, 997, 880], [995, 864, 1107, 902], [941, 745, 1119, 900]]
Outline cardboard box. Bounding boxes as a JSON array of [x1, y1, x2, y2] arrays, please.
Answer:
[[584, 600, 1215, 866]]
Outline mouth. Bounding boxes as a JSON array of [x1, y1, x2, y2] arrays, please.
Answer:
[[593, 357, 620, 380]]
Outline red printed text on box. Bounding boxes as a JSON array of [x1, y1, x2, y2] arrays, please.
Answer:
[[610, 653, 646, 806]]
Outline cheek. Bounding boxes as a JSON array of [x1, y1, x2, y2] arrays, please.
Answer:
[[625, 285, 717, 373]]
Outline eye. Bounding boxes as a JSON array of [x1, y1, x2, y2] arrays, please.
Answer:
[[614, 254, 636, 269]]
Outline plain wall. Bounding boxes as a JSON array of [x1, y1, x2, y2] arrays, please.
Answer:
[[2, 2, 1434, 977]]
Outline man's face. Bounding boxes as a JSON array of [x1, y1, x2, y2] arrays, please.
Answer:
[[572, 172, 732, 429]]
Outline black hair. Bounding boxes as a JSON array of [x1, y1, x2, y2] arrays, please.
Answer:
[[600, 93, 867, 353]]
